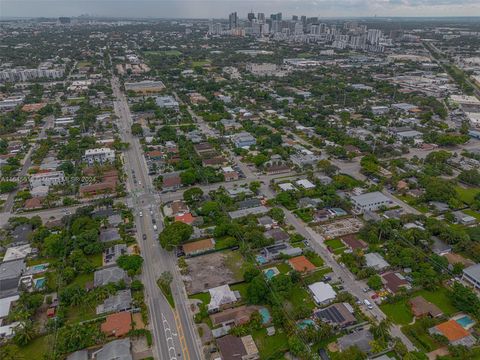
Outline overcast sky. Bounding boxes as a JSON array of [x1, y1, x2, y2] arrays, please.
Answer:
[[2, 0, 480, 19]]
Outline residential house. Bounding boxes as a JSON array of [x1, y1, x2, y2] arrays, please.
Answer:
[[101, 311, 132, 337], [338, 329, 374, 353], [94, 266, 128, 287], [429, 320, 476, 347], [365, 252, 390, 272], [0, 260, 25, 298], [162, 173, 181, 192], [232, 132, 256, 148], [216, 334, 260, 360], [95, 338, 133, 360], [350, 191, 393, 214], [29, 171, 65, 188], [257, 216, 276, 230], [228, 206, 269, 219], [288, 256, 316, 273], [308, 282, 336, 305], [264, 228, 289, 242], [208, 285, 238, 313], [223, 166, 239, 182], [262, 242, 302, 261], [462, 263, 480, 291], [408, 296, 443, 319], [83, 148, 115, 165], [96, 290, 132, 315], [314, 302, 356, 328], [382, 272, 410, 294]]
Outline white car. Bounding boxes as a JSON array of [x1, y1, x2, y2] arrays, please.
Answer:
[[139, 211, 143, 217], [153, 224, 158, 231]]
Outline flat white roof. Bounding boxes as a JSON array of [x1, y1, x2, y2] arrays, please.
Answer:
[[308, 282, 336, 304], [0, 295, 19, 318], [279, 183, 296, 191], [296, 179, 315, 189], [3, 244, 32, 262], [351, 191, 391, 206]]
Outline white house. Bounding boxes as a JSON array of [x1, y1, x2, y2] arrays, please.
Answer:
[[350, 191, 393, 214], [29, 171, 65, 188], [208, 285, 238, 313], [83, 148, 115, 165], [308, 282, 336, 305]]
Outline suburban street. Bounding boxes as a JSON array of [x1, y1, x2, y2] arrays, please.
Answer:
[[112, 76, 203, 360]]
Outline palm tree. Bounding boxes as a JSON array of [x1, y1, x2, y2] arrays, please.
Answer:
[[13, 320, 36, 346], [371, 318, 392, 344]]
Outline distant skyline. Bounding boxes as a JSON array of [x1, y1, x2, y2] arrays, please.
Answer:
[[1, 0, 480, 19]]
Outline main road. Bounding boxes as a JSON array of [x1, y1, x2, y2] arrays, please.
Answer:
[[111, 76, 203, 360]]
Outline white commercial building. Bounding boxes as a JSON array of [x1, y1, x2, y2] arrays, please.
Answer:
[[29, 171, 65, 188], [83, 148, 115, 165], [350, 191, 393, 214], [308, 282, 336, 305]]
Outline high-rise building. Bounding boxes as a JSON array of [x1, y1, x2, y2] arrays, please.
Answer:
[[292, 15, 298, 21], [294, 22, 303, 35], [257, 13, 265, 23], [271, 20, 282, 34], [271, 12, 282, 21], [319, 23, 327, 34], [367, 29, 382, 45], [229, 12, 238, 30], [301, 16, 307, 24], [248, 12, 255, 22], [310, 24, 319, 35]]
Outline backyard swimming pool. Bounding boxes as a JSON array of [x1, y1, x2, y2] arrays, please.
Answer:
[[259, 307, 271, 324], [256, 255, 267, 265], [34, 278, 46, 289], [298, 319, 315, 329], [32, 264, 48, 272], [456, 315, 475, 329]]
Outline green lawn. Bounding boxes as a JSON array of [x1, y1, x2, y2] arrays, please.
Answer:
[[303, 267, 333, 285], [380, 287, 458, 326], [276, 262, 291, 274], [190, 292, 211, 305], [396, 195, 429, 213], [456, 186, 480, 205], [144, 50, 181, 56], [285, 285, 316, 315], [252, 328, 289, 359], [293, 208, 313, 223], [87, 253, 103, 268], [66, 303, 98, 323], [192, 60, 210, 67], [305, 252, 324, 267], [224, 251, 248, 280], [231, 282, 249, 299], [214, 236, 237, 250], [380, 301, 413, 325], [402, 320, 442, 352], [70, 273, 93, 288], [324, 238, 344, 250], [18, 335, 52, 359]]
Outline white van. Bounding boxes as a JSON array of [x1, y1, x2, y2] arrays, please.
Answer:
[[364, 299, 373, 309], [153, 224, 158, 231]]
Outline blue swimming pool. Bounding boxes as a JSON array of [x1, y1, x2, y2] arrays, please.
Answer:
[[32, 264, 48, 272], [264, 269, 276, 280], [256, 255, 267, 265], [298, 319, 315, 329], [259, 307, 271, 324], [456, 315, 474, 328], [34, 278, 46, 289]]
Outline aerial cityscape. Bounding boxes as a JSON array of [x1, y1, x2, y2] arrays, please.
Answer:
[[0, 4, 480, 360]]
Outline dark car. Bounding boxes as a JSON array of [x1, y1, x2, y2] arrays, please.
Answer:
[[142, 234, 147, 240]]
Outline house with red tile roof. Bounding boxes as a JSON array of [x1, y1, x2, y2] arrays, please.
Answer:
[[101, 311, 132, 338], [288, 256, 316, 273]]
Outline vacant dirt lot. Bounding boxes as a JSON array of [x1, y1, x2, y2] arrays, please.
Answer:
[[314, 217, 363, 239], [184, 250, 245, 295]]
